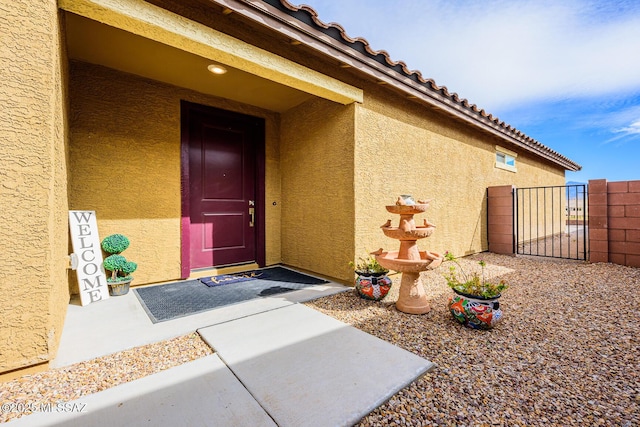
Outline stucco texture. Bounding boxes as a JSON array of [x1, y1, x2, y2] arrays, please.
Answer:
[[281, 98, 356, 282], [2, 0, 571, 377], [354, 85, 565, 262], [0, 1, 69, 374], [68, 61, 281, 286]]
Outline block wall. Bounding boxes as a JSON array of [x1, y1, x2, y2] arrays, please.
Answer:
[[487, 185, 515, 255], [589, 179, 640, 267]]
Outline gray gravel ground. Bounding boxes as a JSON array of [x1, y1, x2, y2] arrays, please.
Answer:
[[307, 253, 640, 426], [0, 334, 213, 423], [2, 254, 638, 426]]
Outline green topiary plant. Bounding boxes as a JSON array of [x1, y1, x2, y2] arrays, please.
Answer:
[[102, 234, 137, 283], [101, 234, 130, 254]]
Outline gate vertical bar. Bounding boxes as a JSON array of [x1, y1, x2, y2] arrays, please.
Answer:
[[528, 189, 532, 255], [551, 188, 555, 257], [513, 187, 518, 255], [559, 186, 563, 258], [535, 187, 539, 255], [574, 185, 580, 259], [584, 184, 587, 260], [568, 185, 572, 258], [543, 187, 547, 256]]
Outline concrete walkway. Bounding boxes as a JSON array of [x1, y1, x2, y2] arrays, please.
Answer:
[[53, 276, 349, 367], [7, 355, 277, 427], [198, 304, 434, 426], [10, 277, 435, 426]]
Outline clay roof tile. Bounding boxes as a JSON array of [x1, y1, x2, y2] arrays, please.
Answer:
[[270, 0, 580, 171]]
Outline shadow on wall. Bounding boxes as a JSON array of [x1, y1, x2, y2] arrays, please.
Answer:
[[465, 192, 488, 256], [68, 61, 182, 222]]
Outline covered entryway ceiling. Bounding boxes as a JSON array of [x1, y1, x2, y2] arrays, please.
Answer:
[[60, 0, 363, 113], [65, 13, 312, 112]]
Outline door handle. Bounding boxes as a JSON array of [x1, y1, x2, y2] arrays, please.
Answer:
[[249, 207, 255, 227]]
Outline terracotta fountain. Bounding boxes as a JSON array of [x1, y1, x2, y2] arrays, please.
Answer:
[[374, 196, 443, 314]]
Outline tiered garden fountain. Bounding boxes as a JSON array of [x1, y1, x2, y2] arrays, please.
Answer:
[[374, 196, 443, 314]]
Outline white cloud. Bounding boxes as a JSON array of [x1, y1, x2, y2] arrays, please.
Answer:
[[609, 119, 640, 143], [617, 120, 640, 134], [307, 0, 640, 113], [580, 103, 640, 143]]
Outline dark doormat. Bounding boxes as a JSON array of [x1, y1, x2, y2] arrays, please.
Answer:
[[133, 266, 329, 323]]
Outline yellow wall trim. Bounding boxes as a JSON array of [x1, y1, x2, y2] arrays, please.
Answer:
[[58, 0, 363, 105]]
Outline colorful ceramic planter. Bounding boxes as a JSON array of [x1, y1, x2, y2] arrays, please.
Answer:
[[447, 290, 503, 330], [355, 272, 392, 301]]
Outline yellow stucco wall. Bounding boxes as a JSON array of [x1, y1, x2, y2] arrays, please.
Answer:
[[68, 61, 281, 286], [1, 0, 571, 377], [49, 11, 71, 376], [280, 98, 356, 282], [0, 2, 69, 374], [354, 85, 565, 261]]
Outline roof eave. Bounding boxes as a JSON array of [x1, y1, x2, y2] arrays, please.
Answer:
[[207, 0, 582, 172]]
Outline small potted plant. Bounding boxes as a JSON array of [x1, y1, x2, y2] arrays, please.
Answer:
[[442, 252, 508, 329], [102, 234, 137, 296], [350, 253, 392, 301]]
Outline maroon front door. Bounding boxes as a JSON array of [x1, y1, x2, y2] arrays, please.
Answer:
[[182, 102, 265, 271]]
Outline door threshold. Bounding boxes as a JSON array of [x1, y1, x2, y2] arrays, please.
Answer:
[[189, 262, 260, 279]]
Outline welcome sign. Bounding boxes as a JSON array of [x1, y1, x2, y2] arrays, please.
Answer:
[[69, 211, 109, 305]]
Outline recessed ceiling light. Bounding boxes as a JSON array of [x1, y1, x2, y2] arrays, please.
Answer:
[[207, 64, 227, 75]]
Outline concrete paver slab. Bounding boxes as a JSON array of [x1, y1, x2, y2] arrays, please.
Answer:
[[7, 355, 277, 427], [198, 304, 435, 427]]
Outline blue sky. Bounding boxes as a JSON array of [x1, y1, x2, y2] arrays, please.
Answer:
[[304, 0, 640, 182]]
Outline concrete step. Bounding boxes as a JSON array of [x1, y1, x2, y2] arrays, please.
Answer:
[[198, 304, 435, 427]]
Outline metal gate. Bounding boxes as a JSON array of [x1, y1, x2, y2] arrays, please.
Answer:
[[514, 184, 588, 260]]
